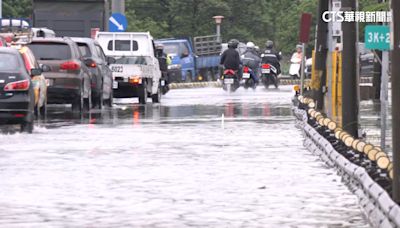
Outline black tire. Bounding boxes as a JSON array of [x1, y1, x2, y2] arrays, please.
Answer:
[[72, 87, 84, 113], [138, 83, 147, 105], [20, 119, 33, 133], [274, 76, 279, 89], [94, 93, 103, 109], [185, 72, 192, 83]]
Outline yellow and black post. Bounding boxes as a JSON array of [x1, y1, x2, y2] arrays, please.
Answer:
[[391, 0, 400, 203]]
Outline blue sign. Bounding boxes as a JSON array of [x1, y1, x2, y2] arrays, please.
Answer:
[[109, 13, 127, 32]]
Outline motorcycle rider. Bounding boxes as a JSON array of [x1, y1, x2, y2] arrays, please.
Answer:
[[261, 40, 282, 75], [220, 39, 241, 72], [241, 41, 261, 83], [155, 43, 171, 94]]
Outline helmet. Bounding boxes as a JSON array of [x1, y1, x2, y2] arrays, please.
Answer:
[[246, 42, 255, 49], [228, 39, 239, 49], [296, 44, 303, 49], [155, 43, 164, 50], [265, 40, 274, 48]]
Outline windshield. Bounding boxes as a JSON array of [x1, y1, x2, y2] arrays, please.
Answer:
[[0, 53, 19, 71], [28, 43, 72, 60], [115, 56, 150, 65], [163, 43, 179, 55]]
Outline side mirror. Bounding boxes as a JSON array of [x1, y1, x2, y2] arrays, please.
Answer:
[[31, 68, 42, 76], [40, 64, 51, 72], [84, 58, 97, 68], [106, 56, 116, 65]]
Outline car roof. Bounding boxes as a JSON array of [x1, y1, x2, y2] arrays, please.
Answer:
[[71, 37, 99, 45], [0, 46, 20, 54], [31, 37, 73, 43]]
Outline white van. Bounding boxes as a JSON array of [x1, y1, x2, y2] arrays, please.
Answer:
[[96, 32, 162, 104]]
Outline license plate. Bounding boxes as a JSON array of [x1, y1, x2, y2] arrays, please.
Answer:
[[161, 80, 165, 86], [45, 79, 53, 86], [113, 81, 118, 89], [242, 73, 250, 79], [262, 69, 271, 74], [224, 78, 234, 84]]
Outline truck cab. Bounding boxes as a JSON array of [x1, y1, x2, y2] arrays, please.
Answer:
[[157, 39, 195, 83], [157, 35, 221, 82], [96, 32, 162, 104]]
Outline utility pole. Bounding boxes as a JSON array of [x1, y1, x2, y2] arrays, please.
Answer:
[[373, 0, 385, 100], [391, 0, 400, 203], [111, 0, 125, 14], [314, 0, 329, 110], [341, 0, 359, 137]]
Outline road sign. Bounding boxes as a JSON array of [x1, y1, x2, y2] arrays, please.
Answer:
[[299, 13, 312, 43], [365, 25, 390, 50], [109, 13, 127, 32]]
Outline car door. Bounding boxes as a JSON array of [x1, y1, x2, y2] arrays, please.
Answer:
[[95, 44, 113, 99]]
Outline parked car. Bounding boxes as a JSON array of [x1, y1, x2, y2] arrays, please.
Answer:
[[72, 37, 115, 108], [28, 37, 92, 113], [0, 47, 42, 133], [13, 45, 48, 117]]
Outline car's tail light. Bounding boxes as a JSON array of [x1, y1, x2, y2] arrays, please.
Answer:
[[85, 59, 97, 68], [262, 64, 271, 69], [4, 79, 30, 91], [243, 66, 249, 73], [60, 61, 81, 70]]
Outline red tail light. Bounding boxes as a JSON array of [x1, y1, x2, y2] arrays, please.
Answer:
[[4, 79, 30, 91], [89, 62, 97, 68], [60, 61, 81, 70], [262, 64, 271, 69], [243, 66, 249, 73], [224, 69, 235, 75]]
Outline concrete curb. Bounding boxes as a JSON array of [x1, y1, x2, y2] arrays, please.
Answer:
[[169, 79, 311, 90]]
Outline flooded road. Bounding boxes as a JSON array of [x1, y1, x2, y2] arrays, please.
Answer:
[[0, 86, 369, 227]]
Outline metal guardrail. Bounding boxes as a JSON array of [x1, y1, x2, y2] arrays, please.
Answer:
[[293, 96, 400, 227]]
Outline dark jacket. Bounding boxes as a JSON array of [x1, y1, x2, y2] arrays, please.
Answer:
[[220, 48, 241, 71], [241, 49, 261, 71], [261, 48, 281, 74]]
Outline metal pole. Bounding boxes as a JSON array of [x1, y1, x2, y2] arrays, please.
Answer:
[[380, 51, 389, 150], [314, 0, 329, 110], [300, 43, 306, 94], [0, 0, 2, 18], [341, 0, 359, 137], [391, 0, 400, 203], [111, 0, 125, 14], [216, 24, 221, 42]]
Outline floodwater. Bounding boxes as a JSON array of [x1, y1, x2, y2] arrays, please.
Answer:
[[0, 86, 369, 227]]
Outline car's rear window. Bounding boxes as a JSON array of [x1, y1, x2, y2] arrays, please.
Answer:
[[0, 53, 19, 71], [77, 42, 91, 58], [107, 40, 139, 51], [28, 43, 72, 60]]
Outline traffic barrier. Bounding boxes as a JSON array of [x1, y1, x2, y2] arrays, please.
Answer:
[[293, 96, 400, 228], [168, 79, 311, 90]]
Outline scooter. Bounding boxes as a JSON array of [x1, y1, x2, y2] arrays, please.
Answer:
[[241, 66, 257, 90], [289, 53, 302, 79], [222, 69, 240, 93], [261, 63, 279, 89]]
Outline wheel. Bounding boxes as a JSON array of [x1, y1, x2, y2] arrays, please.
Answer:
[[94, 93, 103, 109], [185, 72, 192, 83], [138, 82, 147, 104], [274, 76, 279, 89], [83, 85, 92, 112], [72, 89, 83, 113], [205, 70, 213, 81], [20, 113, 34, 133]]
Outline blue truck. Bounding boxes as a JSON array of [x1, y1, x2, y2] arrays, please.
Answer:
[[156, 35, 221, 82]]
